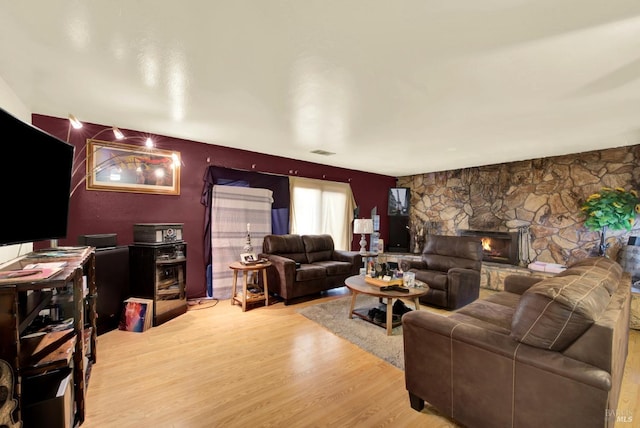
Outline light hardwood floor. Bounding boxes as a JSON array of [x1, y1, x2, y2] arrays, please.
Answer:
[[83, 288, 640, 428]]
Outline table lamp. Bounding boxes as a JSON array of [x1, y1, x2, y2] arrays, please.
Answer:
[[354, 219, 374, 254]]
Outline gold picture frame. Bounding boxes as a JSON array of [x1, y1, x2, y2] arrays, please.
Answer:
[[86, 139, 180, 195]]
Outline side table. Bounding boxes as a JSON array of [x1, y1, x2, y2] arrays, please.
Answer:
[[228, 261, 272, 311]]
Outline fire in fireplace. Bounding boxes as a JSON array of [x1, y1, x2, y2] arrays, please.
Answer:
[[459, 230, 519, 265]]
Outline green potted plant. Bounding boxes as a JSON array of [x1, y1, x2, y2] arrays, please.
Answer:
[[580, 187, 640, 255]]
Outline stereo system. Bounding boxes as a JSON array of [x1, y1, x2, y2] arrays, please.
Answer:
[[133, 223, 184, 244]]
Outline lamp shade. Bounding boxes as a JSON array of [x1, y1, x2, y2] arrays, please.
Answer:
[[354, 219, 374, 234]]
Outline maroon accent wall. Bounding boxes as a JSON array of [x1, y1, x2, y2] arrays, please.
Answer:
[[32, 114, 396, 298]]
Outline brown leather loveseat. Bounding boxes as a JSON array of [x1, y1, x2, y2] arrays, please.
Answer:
[[260, 234, 362, 304], [402, 256, 631, 428], [400, 234, 483, 310]]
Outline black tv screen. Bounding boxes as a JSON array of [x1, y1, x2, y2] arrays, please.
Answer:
[[1, 108, 74, 246], [388, 187, 409, 216]]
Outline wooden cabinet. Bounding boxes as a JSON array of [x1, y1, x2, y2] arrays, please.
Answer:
[[0, 246, 97, 426], [129, 242, 187, 326]]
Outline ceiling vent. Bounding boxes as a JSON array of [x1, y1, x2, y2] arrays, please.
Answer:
[[310, 149, 336, 156]]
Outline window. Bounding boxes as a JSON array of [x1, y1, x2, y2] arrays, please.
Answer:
[[289, 177, 356, 250]]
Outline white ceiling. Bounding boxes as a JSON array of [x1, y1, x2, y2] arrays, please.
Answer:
[[1, 1, 640, 177]]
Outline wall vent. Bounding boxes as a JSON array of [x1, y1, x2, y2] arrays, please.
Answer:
[[310, 149, 335, 156]]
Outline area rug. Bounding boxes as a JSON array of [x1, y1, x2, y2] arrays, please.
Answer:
[[297, 295, 409, 370]]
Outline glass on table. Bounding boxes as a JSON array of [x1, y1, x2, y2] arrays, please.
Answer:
[[403, 271, 416, 287]]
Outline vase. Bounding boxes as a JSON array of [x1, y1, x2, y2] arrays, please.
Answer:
[[243, 232, 253, 253], [598, 226, 609, 257]]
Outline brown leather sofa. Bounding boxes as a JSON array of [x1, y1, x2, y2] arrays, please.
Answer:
[[260, 234, 362, 304], [402, 256, 631, 428], [400, 234, 482, 310]]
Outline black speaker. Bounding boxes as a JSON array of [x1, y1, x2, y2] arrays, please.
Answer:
[[388, 216, 409, 252], [95, 246, 130, 335], [78, 233, 117, 248]]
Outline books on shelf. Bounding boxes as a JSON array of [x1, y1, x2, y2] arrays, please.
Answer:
[[19, 328, 76, 370], [27, 248, 86, 258], [23, 261, 68, 270], [0, 267, 64, 284], [118, 297, 154, 333]]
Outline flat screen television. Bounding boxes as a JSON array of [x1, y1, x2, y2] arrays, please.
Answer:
[[388, 187, 409, 216], [0, 108, 74, 246]]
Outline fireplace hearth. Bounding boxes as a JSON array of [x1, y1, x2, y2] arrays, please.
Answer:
[[459, 230, 519, 265]]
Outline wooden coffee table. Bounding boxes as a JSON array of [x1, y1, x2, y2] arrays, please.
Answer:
[[344, 275, 429, 335]]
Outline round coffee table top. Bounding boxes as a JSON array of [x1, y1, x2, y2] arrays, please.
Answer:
[[344, 274, 428, 299]]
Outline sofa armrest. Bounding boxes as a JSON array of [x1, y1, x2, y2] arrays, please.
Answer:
[[332, 250, 362, 266], [504, 274, 543, 295], [404, 310, 521, 357], [402, 310, 519, 415], [447, 267, 480, 309], [259, 253, 297, 293], [400, 259, 427, 271]]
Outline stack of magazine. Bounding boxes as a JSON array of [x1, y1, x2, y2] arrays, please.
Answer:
[[0, 261, 67, 284], [118, 297, 154, 333]]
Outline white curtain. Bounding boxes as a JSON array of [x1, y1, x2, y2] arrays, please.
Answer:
[[210, 185, 273, 299], [289, 177, 356, 250]]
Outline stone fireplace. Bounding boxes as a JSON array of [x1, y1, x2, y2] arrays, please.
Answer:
[[397, 145, 640, 265], [459, 230, 519, 265]]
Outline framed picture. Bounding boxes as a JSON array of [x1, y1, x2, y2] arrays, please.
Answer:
[[240, 253, 258, 264], [86, 139, 181, 195], [388, 187, 409, 216]]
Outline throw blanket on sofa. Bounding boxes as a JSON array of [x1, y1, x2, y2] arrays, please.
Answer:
[[210, 185, 273, 299]]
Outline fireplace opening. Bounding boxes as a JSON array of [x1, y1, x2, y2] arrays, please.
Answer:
[[459, 230, 519, 265]]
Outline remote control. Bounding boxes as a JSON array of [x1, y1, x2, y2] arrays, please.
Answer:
[[381, 285, 410, 293]]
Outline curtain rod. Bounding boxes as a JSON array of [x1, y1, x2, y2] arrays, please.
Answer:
[[205, 164, 352, 183]]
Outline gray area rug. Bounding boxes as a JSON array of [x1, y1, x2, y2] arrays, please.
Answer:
[[297, 295, 408, 369]]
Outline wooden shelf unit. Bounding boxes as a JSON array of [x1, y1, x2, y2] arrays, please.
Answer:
[[0, 246, 97, 426], [129, 242, 187, 326]]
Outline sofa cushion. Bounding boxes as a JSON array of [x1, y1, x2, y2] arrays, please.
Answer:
[[510, 263, 612, 351], [421, 235, 483, 272], [295, 264, 327, 281], [312, 260, 353, 276], [454, 298, 516, 334], [558, 257, 623, 296], [303, 235, 334, 263], [555, 266, 619, 296], [263, 234, 308, 264], [568, 256, 624, 276]]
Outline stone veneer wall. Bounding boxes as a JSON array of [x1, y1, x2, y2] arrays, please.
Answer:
[[396, 144, 640, 265]]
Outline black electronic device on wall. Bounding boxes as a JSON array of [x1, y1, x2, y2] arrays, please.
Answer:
[[388, 187, 409, 216]]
